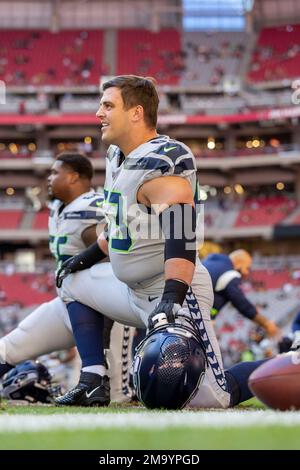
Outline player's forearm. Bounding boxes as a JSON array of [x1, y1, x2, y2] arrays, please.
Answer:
[[253, 312, 279, 337], [165, 258, 195, 285], [253, 312, 270, 328]]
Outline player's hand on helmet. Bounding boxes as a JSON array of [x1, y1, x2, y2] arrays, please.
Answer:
[[147, 279, 189, 331], [148, 300, 182, 331]]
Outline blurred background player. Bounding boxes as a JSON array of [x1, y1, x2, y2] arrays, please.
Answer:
[[0, 152, 127, 402], [203, 249, 281, 338]]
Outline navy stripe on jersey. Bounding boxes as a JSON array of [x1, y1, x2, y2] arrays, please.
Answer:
[[64, 210, 104, 221], [124, 154, 195, 176], [174, 157, 195, 174]]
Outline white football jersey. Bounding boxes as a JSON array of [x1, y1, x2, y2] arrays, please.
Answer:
[[103, 135, 200, 288], [48, 190, 105, 269]]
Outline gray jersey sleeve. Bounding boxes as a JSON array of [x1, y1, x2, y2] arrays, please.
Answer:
[[123, 139, 197, 189]]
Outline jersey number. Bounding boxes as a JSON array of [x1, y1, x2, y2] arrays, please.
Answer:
[[104, 190, 132, 252], [49, 235, 68, 266]]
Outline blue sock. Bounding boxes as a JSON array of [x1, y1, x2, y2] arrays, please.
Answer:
[[226, 359, 268, 406], [67, 301, 105, 367]]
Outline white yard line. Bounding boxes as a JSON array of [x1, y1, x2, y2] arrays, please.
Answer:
[[1, 410, 300, 433]]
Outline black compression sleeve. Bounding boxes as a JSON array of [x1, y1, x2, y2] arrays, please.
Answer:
[[159, 203, 196, 264], [67, 241, 106, 271]]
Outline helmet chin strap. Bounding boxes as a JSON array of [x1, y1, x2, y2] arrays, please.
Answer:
[[149, 312, 170, 329]]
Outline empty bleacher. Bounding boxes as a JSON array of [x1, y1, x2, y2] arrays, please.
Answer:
[[0, 272, 55, 307], [248, 23, 300, 83], [0, 30, 104, 86], [117, 29, 182, 85], [234, 195, 296, 228], [181, 31, 247, 88]]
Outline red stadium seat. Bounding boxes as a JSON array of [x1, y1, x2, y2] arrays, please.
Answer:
[[0, 30, 104, 86], [32, 209, 49, 230], [0, 210, 23, 229]]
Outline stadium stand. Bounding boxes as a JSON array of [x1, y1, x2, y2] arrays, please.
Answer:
[[117, 29, 182, 84], [0, 30, 104, 86], [0, 272, 55, 307], [181, 31, 247, 88], [234, 196, 297, 228], [248, 23, 300, 83], [0, 210, 23, 229], [32, 208, 49, 230]]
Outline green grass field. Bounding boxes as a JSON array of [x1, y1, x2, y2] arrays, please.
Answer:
[[1, 399, 300, 450]]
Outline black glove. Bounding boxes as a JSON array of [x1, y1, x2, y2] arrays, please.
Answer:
[[148, 300, 181, 330], [148, 279, 189, 331], [56, 241, 105, 288]]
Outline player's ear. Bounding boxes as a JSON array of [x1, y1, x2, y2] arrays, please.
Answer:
[[69, 171, 80, 184], [132, 105, 144, 122]]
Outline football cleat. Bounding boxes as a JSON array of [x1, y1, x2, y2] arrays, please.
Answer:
[[0, 362, 14, 379], [54, 371, 110, 407]]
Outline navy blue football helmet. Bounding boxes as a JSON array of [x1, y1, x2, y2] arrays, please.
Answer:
[[2, 360, 61, 403], [133, 319, 207, 409]]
